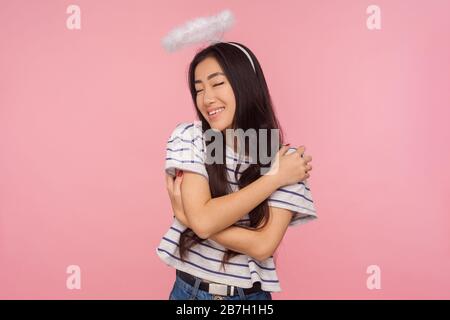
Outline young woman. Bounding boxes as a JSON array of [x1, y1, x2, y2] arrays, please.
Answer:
[[156, 42, 317, 300]]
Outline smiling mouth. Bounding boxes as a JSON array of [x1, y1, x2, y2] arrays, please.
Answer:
[[208, 107, 225, 116]]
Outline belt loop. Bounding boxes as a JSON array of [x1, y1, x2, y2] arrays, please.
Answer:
[[237, 287, 246, 300], [189, 278, 201, 300]]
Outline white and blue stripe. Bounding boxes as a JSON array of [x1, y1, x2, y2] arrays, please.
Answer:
[[157, 121, 317, 292]]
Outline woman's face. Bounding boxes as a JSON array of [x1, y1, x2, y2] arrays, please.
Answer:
[[194, 56, 236, 132]]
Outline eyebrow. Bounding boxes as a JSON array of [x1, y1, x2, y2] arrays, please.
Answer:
[[194, 72, 225, 84]]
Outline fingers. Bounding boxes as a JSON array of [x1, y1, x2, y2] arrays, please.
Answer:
[[173, 170, 183, 196], [284, 145, 313, 169], [278, 144, 291, 155], [166, 172, 174, 192], [295, 146, 305, 157], [294, 146, 312, 176], [303, 154, 313, 163]]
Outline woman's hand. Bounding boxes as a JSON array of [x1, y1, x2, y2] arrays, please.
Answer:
[[165, 170, 190, 228], [267, 144, 313, 188]]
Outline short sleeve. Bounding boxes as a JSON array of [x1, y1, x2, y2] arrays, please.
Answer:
[[165, 121, 209, 180], [267, 148, 317, 227]]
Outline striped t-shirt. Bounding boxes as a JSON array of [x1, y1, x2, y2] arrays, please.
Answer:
[[156, 120, 317, 292]]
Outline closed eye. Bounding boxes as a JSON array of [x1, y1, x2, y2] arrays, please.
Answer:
[[195, 82, 224, 94]]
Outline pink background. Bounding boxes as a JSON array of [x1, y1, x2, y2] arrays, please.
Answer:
[[1, 0, 449, 299]]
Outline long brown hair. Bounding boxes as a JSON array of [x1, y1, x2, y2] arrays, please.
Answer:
[[179, 42, 285, 270]]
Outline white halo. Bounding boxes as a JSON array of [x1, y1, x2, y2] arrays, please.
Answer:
[[161, 9, 235, 53]]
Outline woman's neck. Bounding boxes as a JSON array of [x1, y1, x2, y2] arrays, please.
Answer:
[[223, 126, 252, 160], [225, 137, 236, 152]]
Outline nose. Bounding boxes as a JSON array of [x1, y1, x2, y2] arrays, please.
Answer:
[[203, 87, 216, 105]]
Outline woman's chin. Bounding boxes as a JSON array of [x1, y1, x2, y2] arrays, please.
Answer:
[[208, 121, 231, 132]]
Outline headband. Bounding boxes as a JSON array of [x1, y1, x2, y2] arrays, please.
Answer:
[[226, 42, 256, 72]]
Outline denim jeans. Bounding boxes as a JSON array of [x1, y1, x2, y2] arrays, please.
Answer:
[[169, 272, 272, 300]]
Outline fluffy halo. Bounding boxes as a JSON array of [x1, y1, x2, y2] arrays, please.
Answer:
[[161, 9, 235, 52]]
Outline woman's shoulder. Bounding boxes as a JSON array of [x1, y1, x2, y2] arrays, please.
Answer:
[[168, 120, 203, 141], [165, 120, 208, 179], [166, 121, 205, 158]]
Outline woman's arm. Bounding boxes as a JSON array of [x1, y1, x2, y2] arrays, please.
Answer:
[[176, 204, 292, 261], [167, 170, 295, 260], [181, 145, 309, 239], [181, 171, 280, 239], [210, 206, 292, 260]]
